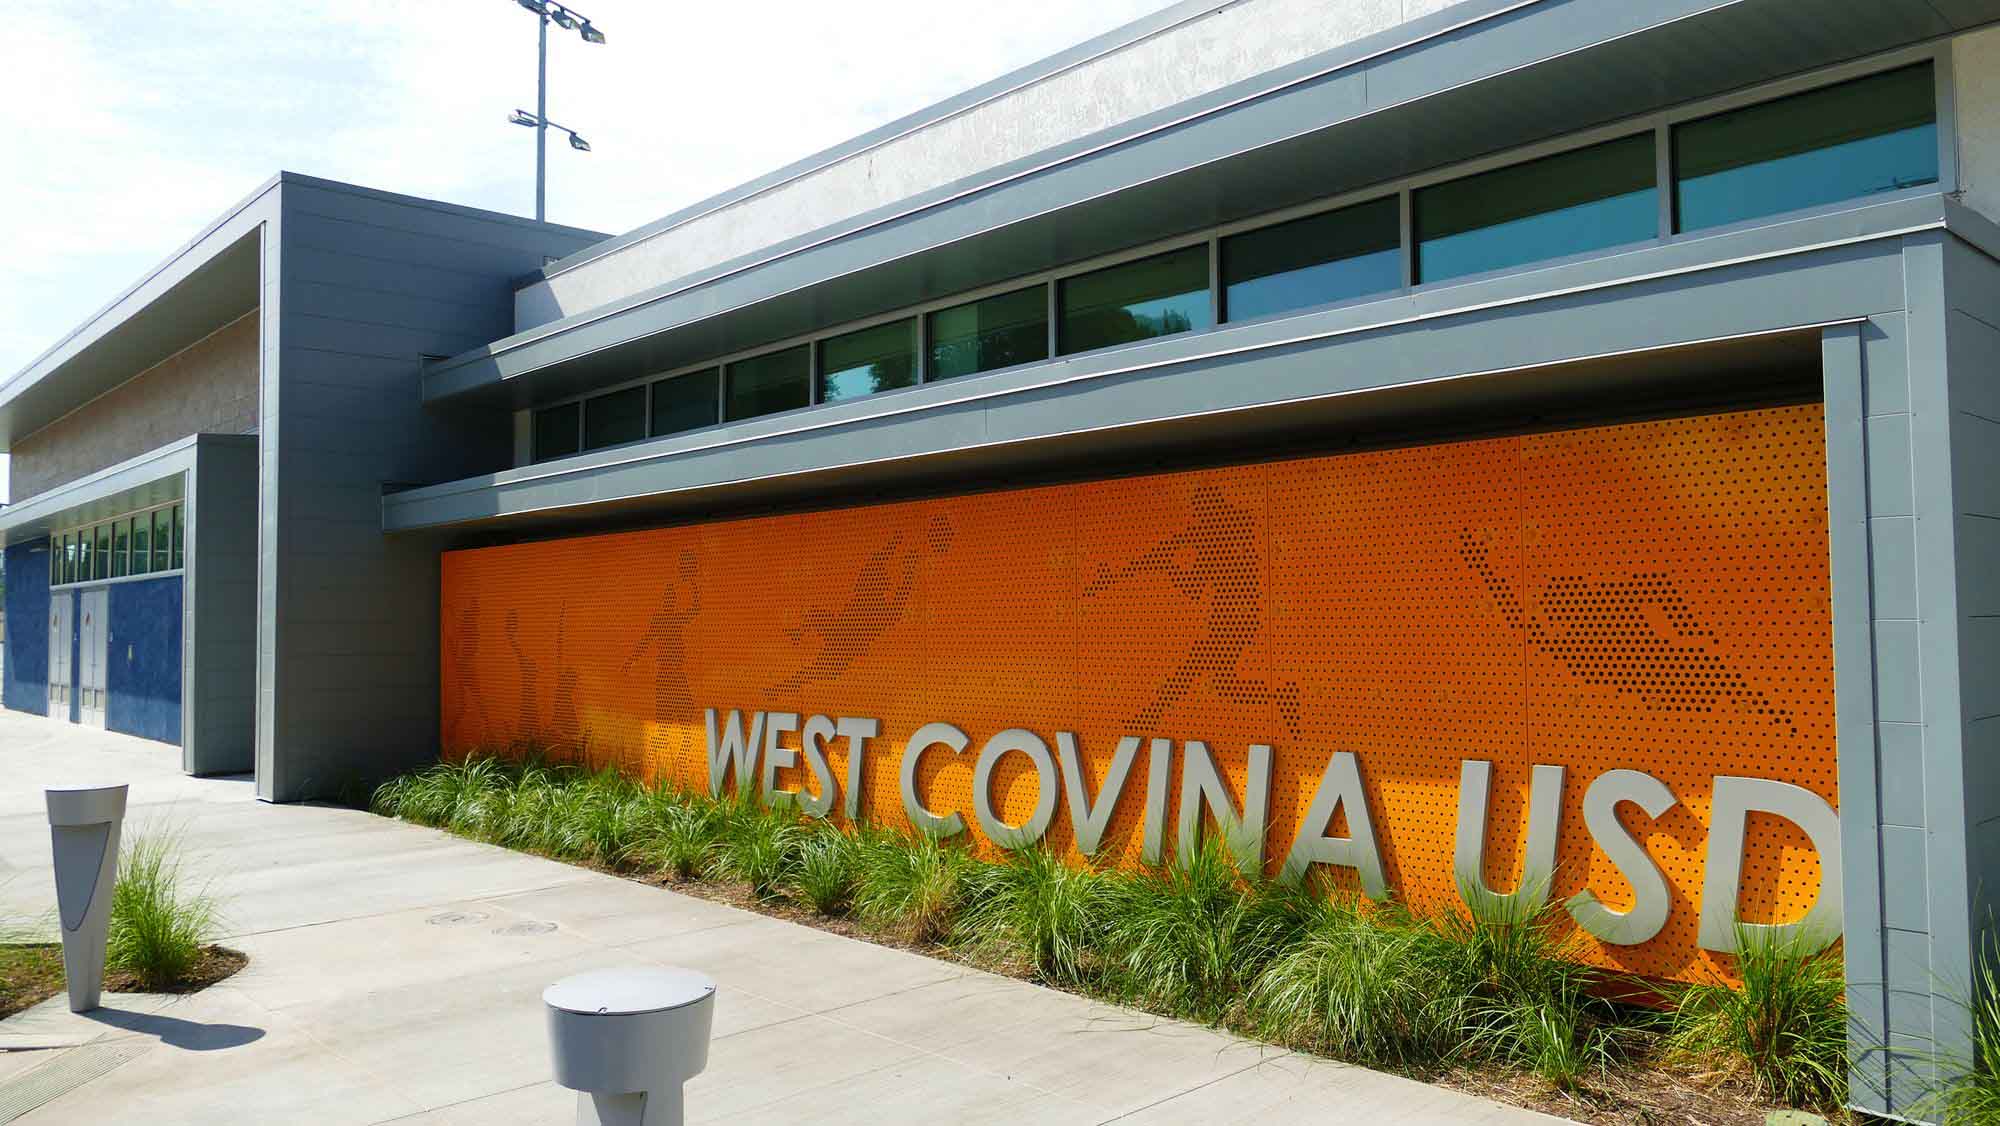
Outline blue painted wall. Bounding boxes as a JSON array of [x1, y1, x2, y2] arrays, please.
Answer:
[[107, 577, 182, 745], [3, 538, 50, 715]]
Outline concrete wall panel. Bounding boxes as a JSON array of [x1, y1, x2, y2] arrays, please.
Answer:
[[1955, 25, 2000, 228], [9, 313, 258, 500], [520, 0, 1468, 326]]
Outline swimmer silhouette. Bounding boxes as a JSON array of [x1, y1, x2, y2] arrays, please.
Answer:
[[446, 597, 490, 747], [770, 514, 954, 696], [1083, 486, 1301, 734], [504, 608, 539, 742], [1458, 531, 1796, 733], [623, 551, 702, 764]]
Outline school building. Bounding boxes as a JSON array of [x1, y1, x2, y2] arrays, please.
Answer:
[[6, 1, 2000, 1115]]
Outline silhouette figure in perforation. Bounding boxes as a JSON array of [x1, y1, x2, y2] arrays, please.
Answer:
[[624, 551, 703, 764], [1084, 486, 1302, 734], [504, 609, 539, 741], [550, 602, 582, 756], [1457, 531, 1797, 734], [769, 514, 954, 696], [445, 598, 490, 747]]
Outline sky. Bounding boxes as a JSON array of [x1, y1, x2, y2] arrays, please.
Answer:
[[0, 0, 1174, 497]]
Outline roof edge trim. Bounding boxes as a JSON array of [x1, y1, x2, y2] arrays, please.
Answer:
[[524, 0, 1548, 286]]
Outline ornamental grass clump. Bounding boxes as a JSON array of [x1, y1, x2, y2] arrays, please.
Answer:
[[1246, 895, 1448, 1069], [791, 825, 864, 915], [852, 826, 974, 942], [711, 796, 806, 898], [1427, 882, 1612, 1089], [1936, 931, 2000, 1124], [1100, 836, 1313, 1024], [543, 766, 649, 864], [371, 751, 518, 829], [954, 845, 1109, 985], [626, 789, 728, 880], [1665, 926, 1848, 1109], [106, 830, 219, 990]]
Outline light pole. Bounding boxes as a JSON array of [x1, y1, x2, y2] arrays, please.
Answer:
[[511, 0, 605, 222]]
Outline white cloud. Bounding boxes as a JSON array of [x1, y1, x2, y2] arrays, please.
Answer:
[[0, 0, 1176, 379]]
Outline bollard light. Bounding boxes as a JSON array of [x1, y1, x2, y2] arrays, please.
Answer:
[[545, 966, 715, 1126], [45, 784, 129, 1012]]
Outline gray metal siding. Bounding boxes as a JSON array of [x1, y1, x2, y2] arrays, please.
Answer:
[[256, 179, 602, 801], [187, 435, 258, 775], [1946, 235, 2000, 995]]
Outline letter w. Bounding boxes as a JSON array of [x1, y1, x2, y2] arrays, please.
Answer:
[[705, 709, 764, 797]]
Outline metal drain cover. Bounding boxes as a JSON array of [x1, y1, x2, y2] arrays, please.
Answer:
[[0, 1040, 150, 1123], [493, 921, 558, 937]]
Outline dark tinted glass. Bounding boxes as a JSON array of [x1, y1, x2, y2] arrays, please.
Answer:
[[1674, 64, 1937, 233], [533, 402, 581, 461], [112, 522, 129, 578], [77, 534, 93, 583], [1416, 134, 1656, 283], [928, 286, 1048, 379], [652, 369, 719, 437], [1222, 197, 1401, 321], [132, 517, 151, 575], [153, 509, 171, 571], [1058, 245, 1212, 356], [818, 319, 918, 403], [172, 504, 184, 570], [725, 346, 811, 421], [582, 386, 647, 451]]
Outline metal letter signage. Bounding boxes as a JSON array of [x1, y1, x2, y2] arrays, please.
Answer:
[[444, 403, 1837, 984]]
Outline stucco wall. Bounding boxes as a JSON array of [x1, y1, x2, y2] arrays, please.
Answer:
[[10, 311, 258, 501], [1954, 25, 2000, 227], [518, 0, 1468, 327]]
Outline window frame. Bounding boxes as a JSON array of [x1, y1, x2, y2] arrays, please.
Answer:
[[49, 499, 188, 590], [580, 383, 650, 453], [509, 46, 1951, 460], [926, 283, 1053, 381], [1668, 60, 1942, 237]]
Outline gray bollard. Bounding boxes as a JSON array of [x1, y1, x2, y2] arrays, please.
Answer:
[[45, 784, 128, 1013], [544, 967, 716, 1126]]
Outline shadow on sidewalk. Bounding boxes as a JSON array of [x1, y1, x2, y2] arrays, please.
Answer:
[[85, 1007, 264, 1051]]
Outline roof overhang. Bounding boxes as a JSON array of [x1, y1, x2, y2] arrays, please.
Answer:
[[386, 192, 1986, 537], [0, 433, 229, 545], [423, 0, 2000, 411], [0, 177, 275, 450]]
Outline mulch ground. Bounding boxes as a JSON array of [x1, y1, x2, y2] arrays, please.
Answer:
[[0, 944, 247, 1020]]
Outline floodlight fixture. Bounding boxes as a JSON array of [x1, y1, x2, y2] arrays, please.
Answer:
[[505, 0, 607, 221]]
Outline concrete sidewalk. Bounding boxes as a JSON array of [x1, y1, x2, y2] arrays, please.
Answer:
[[0, 713, 1568, 1124]]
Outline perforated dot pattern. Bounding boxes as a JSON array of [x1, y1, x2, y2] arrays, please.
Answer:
[[441, 403, 1834, 982]]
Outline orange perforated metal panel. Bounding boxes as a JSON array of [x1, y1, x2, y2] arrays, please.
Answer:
[[441, 402, 1833, 981]]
